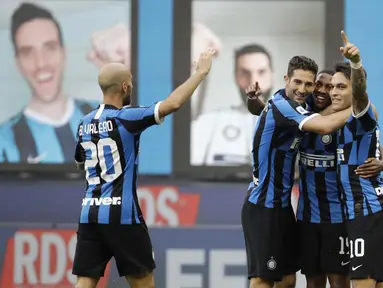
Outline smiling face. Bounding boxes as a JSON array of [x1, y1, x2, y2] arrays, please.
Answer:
[[330, 72, 352, 112], [313, 72, 333, 110], [284, 69, 315, 104], [14, 18, 65, 103]]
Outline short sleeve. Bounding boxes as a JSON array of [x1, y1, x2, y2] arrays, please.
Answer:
[[117, 102, 164, 134], [272, 98, 319, 131], [353, 101, 377, 132]]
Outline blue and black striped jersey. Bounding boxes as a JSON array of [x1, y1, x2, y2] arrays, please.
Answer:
[[0, 99, 98, 163], [297, 131, 343, 223], [248, 89, 318, 208], [337, 103, 383, 220], [76, 102, 163, 224]]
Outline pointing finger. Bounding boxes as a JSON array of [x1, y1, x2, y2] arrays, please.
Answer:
[[255, 82, 260, 90], [341, 30, 349, 44]]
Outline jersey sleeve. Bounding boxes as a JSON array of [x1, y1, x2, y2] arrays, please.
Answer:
[[117, 102, 164, 134], [272, 98, 319, 130], [352, 101, 377, 132]]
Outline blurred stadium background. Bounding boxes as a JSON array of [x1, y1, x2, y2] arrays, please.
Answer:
[[0, 0, 381, 287]]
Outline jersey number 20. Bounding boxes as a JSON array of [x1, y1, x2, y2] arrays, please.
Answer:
[[81, 138, 122, 185]]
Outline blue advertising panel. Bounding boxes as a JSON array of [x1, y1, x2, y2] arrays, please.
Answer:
[[345, 0, 383, 136], [138, 0, 173, 175]]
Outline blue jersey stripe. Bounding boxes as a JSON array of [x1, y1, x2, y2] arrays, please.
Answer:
[[338, 104, 383, 220], [78, 104, 160, 224], [116, 119, 136, 224], [265, 149, 277, 205], [27, 119, 64, 163], [298, 130, 341, 223], [0, 100, 99, 163], [249, 90, 312, 208]]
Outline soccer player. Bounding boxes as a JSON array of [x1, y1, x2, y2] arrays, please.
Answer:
[[242, 55, 352, 288], [0, 3, 99, 163], [296, 69, 351, 288], [72, 49, 215, 288], [335, 31, 383, 288]]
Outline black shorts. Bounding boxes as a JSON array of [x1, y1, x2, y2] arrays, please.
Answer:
[[298, 221, 349, 277], [347, 210, 383, 281], [241, 198, 300, 282], [72, 223, 156, 278]]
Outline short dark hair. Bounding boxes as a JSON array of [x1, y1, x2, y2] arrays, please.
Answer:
[[334, 61, 367, 80], [11, 3, 64, 54], [287, 56, 318, 78], [318, 69, 335, 76], [234, 44, 272, 70]]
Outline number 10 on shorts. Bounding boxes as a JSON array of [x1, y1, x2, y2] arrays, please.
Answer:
[[339, 236, 365, 258]]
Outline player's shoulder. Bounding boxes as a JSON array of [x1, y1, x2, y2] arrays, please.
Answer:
[[0, 110, 25, 131], [270, 91, 307, 114]]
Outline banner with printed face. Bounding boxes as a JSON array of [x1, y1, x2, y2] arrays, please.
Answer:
[[0, 0, 131, 166]]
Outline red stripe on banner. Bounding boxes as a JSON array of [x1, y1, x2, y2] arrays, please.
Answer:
[[0, 230, 110, 288]]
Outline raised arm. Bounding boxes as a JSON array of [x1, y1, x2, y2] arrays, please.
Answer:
[[158, 49, 215, 118], [245, 82, 266, 115], [340, 30, 369, 115], [300, 107, 352, 135]]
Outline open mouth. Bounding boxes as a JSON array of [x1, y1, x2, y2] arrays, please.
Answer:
[[35, 72, 54, 84], [315, 94, 327, 103]]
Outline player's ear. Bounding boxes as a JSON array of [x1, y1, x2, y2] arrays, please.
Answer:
[[284, 75, 289, 85], [121, 81, 127, 93]]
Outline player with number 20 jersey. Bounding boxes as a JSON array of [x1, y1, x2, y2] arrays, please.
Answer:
[[72, 49, 216, 288]]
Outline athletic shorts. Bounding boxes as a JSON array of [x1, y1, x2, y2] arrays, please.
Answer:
[[241, 197, 300, 282], [297, 221, 349, 277], [347, 210, 383, 281], [72, 223, 156, 278]]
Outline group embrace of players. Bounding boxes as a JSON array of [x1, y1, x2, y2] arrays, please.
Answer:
[[70, 28, 382, 288], [243, 31, 383, 288]]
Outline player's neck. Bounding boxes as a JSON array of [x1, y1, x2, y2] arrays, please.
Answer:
[[103, 94, 123, 109], [28, 94, 69, 121]]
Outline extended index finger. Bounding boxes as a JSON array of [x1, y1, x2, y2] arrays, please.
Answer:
[[341, 30, 349, 44]]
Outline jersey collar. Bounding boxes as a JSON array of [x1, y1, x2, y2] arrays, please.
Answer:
[[24, 98, 74, 127], [100, 104, 119, 110]]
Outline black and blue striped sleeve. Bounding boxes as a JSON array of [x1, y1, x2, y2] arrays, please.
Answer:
[[117, 102, 164, 134], [273, 98, 318, 130]]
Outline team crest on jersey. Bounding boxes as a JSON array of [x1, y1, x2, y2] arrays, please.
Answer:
[[321, 134, 332, 145], [267, 257, 277, 270]]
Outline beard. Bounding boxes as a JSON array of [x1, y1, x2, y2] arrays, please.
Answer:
[[239, 87, 272, 106], [122, 90, 132, 106]]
